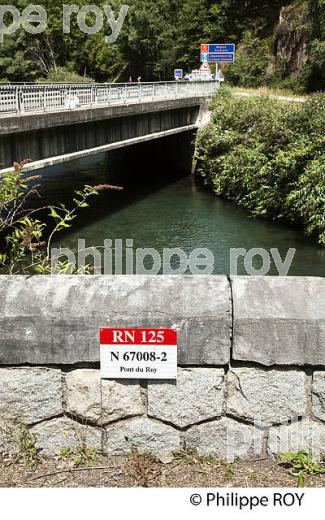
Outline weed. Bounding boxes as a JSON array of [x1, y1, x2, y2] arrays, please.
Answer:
[[248, 470, 259, 480], [73, 446, 96, 467], [173, 447, 202, 465], [205, 454, 219, 466], [59, 447, 74, 459], [126, 448, 161, 487], [16, 425, 41, 469], [59, 420, 97, 467], [59, 445, 96, 467], [173, 447, 219, 466], [280, 452, 325, 487], [225, 464, 234, 481]]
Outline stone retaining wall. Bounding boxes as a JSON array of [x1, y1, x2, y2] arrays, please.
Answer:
[[0, 275, 324, 461]]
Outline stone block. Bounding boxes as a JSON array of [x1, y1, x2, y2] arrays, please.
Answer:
[[104, 417, 181, 457], [268, 418, 325, 460], [312, 372, 325, 422], [0, 276, 231, 366], [0, 420, 19, 456], [183, 417, 264, 462], [227, 367, 307, 426], [65, 369, 143, 425], [0, 368, 63, 425], [148, 368, 225, 428], [231, 277, 325, 366], [31, 417, 102, 457]]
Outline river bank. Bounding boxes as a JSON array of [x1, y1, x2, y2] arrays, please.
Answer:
[[195, 91, 325, 247]]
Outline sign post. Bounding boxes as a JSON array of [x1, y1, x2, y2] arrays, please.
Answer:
[[100, 328, 178, 380]]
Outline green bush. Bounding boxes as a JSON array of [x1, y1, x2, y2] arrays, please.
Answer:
[[196, 93, 325, 245], [37, 67, 95, 84]]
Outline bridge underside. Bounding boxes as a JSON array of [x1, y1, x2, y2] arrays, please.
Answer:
[[106, 130, 196, 179], [0, 97, 206, 172]]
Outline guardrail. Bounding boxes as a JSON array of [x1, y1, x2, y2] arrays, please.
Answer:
[[0, 81, 218, 116]]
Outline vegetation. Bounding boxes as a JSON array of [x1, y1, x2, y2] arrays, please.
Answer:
[[126, 448, 161, 487], [37, 66, 95, 84], [281, 452, 325, 487], [16, 424, 41, 469], [0, 0, 323, 91], [0, 161, 122, 274], [196, 90, 325, 246], [173, 447, 218, 466], [60, 445, 97, 467], [224, 32, 275, 89]]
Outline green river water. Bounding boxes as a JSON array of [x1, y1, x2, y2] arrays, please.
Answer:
[[38, 153, 324, 277]]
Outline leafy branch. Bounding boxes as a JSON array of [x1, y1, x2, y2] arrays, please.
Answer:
[[0, 161, 123, 274]]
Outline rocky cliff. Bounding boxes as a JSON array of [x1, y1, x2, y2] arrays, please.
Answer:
[[275, 1, 311, 74]]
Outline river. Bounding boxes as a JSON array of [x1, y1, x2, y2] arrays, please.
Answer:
[[36, 153, 324, 277]]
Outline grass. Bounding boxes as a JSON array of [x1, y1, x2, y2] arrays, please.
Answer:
[[225, 464, 234, 481], [230, 86, 307, 99]]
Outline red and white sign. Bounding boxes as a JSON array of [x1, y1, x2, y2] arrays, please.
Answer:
[[200, 61, 211, 73], [100, 328, 178, 380], [201, 43, 209, 53]]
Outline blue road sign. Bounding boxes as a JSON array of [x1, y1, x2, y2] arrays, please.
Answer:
[[208, 44, 235, 53], [174, 69, 183, 79], [207, 53, 235, 63], [200, 43, 235, 63]]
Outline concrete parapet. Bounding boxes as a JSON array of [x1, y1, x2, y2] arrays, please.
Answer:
[[0, 275, 231, 366], [231, 276, 325, 366]]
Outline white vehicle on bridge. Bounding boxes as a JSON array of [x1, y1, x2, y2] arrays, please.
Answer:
[[185, 70, 216, 82]]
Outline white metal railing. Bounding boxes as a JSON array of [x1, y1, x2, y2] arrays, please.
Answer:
[[0, 81, 218, 116]]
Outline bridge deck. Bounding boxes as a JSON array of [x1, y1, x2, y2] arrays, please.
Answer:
[[0, 81, 217, 118]]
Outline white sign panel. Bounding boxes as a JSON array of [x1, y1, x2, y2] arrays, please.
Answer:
[[200, 61, 211, 72], [217, 70, 225, 81], [100, 328, 177, 380]]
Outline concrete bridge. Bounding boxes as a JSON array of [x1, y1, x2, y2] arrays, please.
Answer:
[[0, 81, 217, 173]]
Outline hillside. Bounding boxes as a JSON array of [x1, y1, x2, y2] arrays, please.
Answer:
[[0, 0, 324, 91]]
